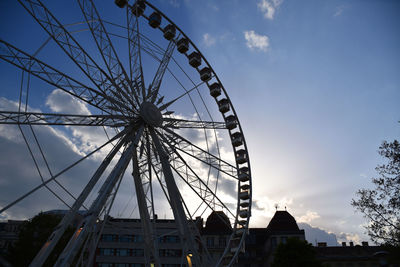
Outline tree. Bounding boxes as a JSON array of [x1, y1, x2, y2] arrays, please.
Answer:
[[352, 140, 400, 246], [271, 238, 322, 267], [6, 212, 74, 266]]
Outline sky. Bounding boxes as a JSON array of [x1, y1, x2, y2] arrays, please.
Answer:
[[0, 0, 399, 246]]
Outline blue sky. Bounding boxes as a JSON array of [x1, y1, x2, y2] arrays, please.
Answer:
[[0, 0, 399, 245]]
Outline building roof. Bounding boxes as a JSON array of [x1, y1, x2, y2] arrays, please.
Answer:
[[266, 210, 300, 232], [202, 211, 232, 234]]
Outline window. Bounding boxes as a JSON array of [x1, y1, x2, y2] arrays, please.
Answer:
[[98, 263, 113, 267], [101, 234, 118, 242], [115, 248, 130, 256], [206, 237, 214, 248], [131, 249, 144, 257], [115, 264, 130, 267], [159, 249, 182, 257], [281, 236, 287, 244], [159, 235, 180, 243], [218, 236, 226, 247], [99, 248, 114, 256], [133, 235, 143, 243], [119, 235, 133, 243]]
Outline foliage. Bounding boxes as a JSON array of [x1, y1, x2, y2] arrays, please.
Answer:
[[352, 140, 400, 246], [6, 212, 74, 266], [271, 237, 322, 267]]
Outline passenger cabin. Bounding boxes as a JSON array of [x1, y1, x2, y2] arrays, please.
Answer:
[[236, 149, 247, 164], [115, 0, 127, 8], [225, 115, 237, 130], [199, 67, 212, 82], [149, 12, 161, 28], [238, 167, 249, 182], [239, 209, 249, 218], [218, 98, 230, 113], [132, 1, 145, 16], [209, 82, 221, 97], [231, 132, 243, 147], [177, 38, 189, 53], [163, 24, 176, 40], [239, 190, 250, 200], [188, 52, 201, 68]]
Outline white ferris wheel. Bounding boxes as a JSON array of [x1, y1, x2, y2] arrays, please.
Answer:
[[0, 0, 252, 266]]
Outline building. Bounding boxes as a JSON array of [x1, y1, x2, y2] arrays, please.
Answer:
[[238, 210, 305, 266], [0, 219, 25, 255]]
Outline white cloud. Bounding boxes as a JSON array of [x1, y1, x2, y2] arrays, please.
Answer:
[[203, 33, 216, 47], [334, 5, 346, 17], [46, 89, 90, 115], [297, 210, 321, 223], [258, 0, 283, 20], [244, 30, 270, 52], [337, 232, 362, 244]]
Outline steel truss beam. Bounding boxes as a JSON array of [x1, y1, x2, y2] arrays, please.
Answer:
[[0, 39, 114, 113], [131, 147, 161, 266], [0, 111, 128, 127], [149, 128, 203, 266], [148, 39, 177, 102], [78, 0, 140, 109], [160, 127, 238, 179], [54, 127, 144, 267], [127, 4, 145, 100], [163, 118, 226, 129], [30, 127, 132, 266], [18, 0, 133, 116]]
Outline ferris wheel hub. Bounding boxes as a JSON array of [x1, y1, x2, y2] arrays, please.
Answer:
[[139, 101, 163, 127]]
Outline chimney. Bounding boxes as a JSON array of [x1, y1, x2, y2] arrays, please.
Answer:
[[342, 242, 346, 247], [362, 241, 368, 247], [349, 242, 354, 247], [317, 242, 327, 247]]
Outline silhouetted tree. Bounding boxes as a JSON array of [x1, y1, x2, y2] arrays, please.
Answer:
[[6, 212, 74, 266], [352, 140, 400, 246], [271, 238, 322, 267]]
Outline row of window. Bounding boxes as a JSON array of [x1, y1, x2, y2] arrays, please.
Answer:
[[101, 234, 180, 244], [97, 264, 184, 267], [99, 248, 144, 257], [101, 235, 143, 243], [206, 236, 227, 248], [99, 248, 183, 258], [98, 264, 143, 267]]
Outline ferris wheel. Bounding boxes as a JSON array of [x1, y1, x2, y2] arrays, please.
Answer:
[[0, 0, 252, 266]]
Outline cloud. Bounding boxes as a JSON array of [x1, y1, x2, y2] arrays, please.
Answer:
[[337, 232, 362, 244], [203, 33, 216, 47], [334, 5, 347, 17], [298, 223, 339, 246], [244, 30, 270, 52], [297, 210, 321, 223], [46, 89, 90, 115], [257, 0, 283, 20]]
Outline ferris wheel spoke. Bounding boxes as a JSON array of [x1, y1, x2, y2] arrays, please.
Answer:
[[163, 117, 226, 129], [131, 147, 162, 266], [0, 126, 129, 216], [0, 39, 124, 114], [160, 134, 236, 219], [147, 38, 177, 103], [149, 127, 202, 266], [54, 126, 144, 266], [159, 127, 238, 179], [18, 0, 133, 115], [127, 4, 146, 100], [77, 0, 139, 110], [30, 127, 131, 266], [0, 111, 128, 127]]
